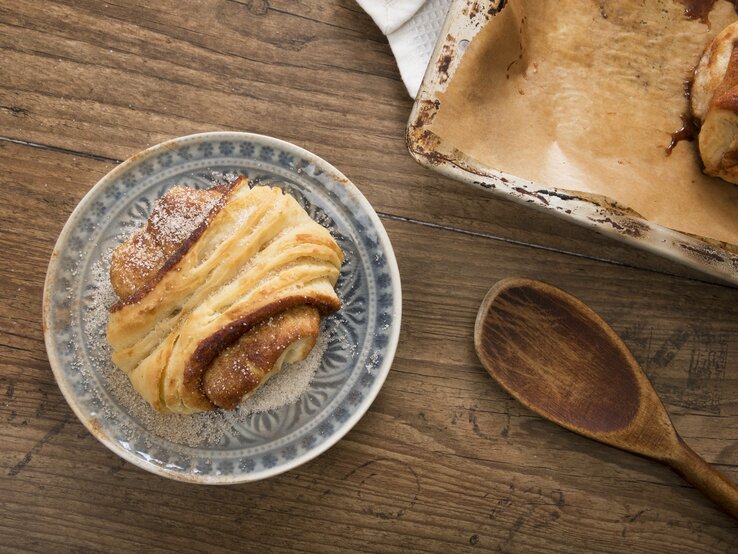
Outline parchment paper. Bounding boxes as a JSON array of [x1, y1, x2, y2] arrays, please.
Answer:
[[431, 0, 738, 246]]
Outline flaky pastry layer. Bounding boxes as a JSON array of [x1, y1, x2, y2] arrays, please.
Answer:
[[107, 178, 343, 414]]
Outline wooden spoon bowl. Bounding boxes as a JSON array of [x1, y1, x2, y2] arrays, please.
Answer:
[[474, 277, 738, 519]]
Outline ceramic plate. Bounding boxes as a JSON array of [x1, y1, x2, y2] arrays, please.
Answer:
[[43, 132, 402, 484]]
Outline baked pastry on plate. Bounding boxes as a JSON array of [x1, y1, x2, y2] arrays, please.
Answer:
[[107, 177, 343, 414]]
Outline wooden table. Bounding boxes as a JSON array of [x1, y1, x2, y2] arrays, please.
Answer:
[[2, 1, 737, 551]]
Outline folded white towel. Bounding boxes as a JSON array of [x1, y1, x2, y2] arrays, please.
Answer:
[[357, 0, 452, 97]]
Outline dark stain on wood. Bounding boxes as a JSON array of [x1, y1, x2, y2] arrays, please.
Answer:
[[7, 418, 68, 477], [0, 105, 30, 117], [345, 458, 421, 520]]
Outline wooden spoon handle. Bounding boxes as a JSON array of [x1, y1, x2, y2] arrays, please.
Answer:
[[667, 438, 738, 520]]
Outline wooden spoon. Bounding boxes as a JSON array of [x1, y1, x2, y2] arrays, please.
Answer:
[[474, 277, 738, 519]]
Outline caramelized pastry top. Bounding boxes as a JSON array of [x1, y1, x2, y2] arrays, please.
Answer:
[[110, 185, 223, 300]]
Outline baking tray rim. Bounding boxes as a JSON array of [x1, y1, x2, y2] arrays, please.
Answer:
[[406, 0, 738, 286]]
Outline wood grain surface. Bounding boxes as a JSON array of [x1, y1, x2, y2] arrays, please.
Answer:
[[1, 1, 737, 552], [475, 278, 738, 520]]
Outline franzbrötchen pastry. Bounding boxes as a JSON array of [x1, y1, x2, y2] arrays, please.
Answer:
[[107, 177, 343, 414]]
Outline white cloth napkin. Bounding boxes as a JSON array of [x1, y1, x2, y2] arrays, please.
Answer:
[[357, 0, 453, 97]]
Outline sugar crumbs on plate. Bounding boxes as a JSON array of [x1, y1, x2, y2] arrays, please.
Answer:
[[83, 248, 330, 449]]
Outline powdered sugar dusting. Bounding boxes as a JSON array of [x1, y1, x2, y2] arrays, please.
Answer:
[[84, 251, 118, 341], [365, 349, 382, 374], [126, 233, 160, 272], [148, 194, 218, 245], [207, 169, 242, 185]]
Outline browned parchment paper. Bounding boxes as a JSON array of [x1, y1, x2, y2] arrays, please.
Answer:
[[431, 0, 738, 246]]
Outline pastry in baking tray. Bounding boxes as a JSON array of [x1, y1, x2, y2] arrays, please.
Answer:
[[106, 177, 343, 414], [692, 20, 738, 184]]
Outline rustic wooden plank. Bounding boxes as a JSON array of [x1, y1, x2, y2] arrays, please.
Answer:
[[1, 142, 737, 552], [0, 0, 727, 281]]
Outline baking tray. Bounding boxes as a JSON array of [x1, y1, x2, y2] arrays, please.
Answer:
[[407, 0, 738, 285]]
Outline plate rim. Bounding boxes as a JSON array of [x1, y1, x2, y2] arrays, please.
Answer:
[[42, 131, 403, 484]]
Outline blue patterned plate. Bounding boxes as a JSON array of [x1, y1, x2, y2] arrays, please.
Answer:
[[43, 132, 401, 484]]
